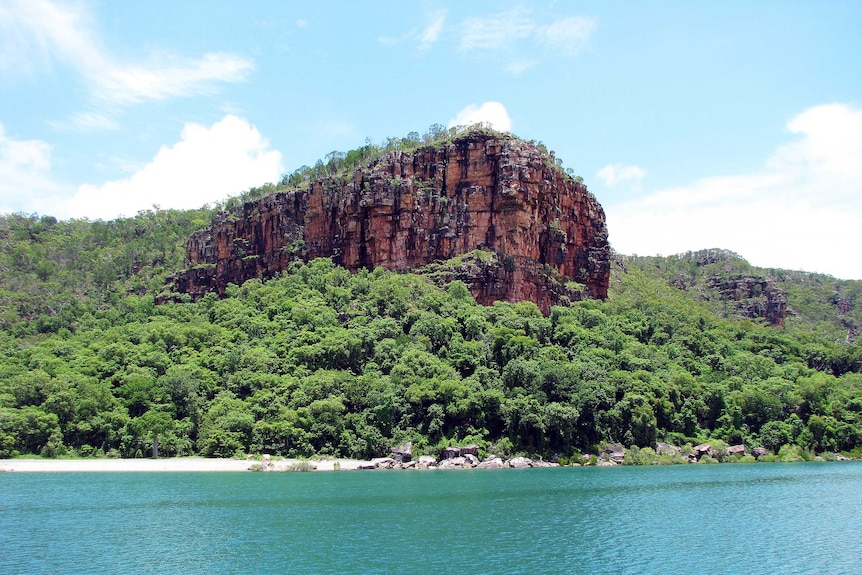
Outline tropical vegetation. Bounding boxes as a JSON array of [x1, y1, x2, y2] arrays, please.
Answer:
[[1, 131, 861, 462]]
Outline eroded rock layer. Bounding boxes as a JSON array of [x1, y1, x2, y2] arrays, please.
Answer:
[[170, 130, 610, 313]]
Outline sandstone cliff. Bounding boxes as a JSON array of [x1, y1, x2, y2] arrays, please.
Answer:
[[168, 129, 610, 313]]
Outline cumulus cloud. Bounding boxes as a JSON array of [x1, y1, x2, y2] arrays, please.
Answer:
[[1, 0, 252, 125], [63, 115, 283, 220], [596, 163, 646, 189], [448, 102, 512, 132], [0, 124, 66, 214], [605, 103, 862, 279]]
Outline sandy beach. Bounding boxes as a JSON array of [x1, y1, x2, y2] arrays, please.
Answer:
[[0, 457, 370, 473]]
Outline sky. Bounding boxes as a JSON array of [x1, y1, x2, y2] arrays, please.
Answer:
[[1, 1, 861, 279]]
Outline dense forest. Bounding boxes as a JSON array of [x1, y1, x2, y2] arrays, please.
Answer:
[[2, 135, 861, 463]]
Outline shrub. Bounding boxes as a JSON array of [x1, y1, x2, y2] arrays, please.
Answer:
[[656, 453, 687, 465], [777, 444, 813, 462], [624, 446, 658, 465], [842, 446, 862, 459], [283, 460, 315, 472]]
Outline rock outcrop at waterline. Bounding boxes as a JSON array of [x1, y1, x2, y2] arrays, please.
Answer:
[[167, 129, 610, 313]]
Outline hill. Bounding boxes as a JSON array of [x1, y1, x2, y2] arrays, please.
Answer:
[[620, 249, 862, 345], [1, 129, 861, 461]]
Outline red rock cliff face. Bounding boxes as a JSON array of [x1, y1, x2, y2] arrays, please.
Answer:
[[170, 131, 610, 313]]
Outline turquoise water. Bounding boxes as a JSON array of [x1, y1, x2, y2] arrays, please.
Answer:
[[2, 463, 861, 575]]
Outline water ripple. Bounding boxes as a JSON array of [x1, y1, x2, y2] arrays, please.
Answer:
[[1, 463, 860, 574]]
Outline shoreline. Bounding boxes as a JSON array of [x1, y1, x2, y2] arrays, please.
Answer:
[[2, 454, 858, 473], [0, 457, 369, 473]]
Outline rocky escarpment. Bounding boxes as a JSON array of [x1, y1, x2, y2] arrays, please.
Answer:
[[703, 275, 788, 327], [657, 250, 789, 326], [168, 129, 610, 313]]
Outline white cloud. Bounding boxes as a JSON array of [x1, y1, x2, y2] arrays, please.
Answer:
[[460, 8, 534, 51], [606, 103, 862, 279], [1, 0, 252, 124], [769, 103, 862, 200], [296, 19, 308, 28], [0, 0, 102, 76], [51, 111, 120, 132], [379, 9, 447, 52], [537, 17, 596, 56], [505, 60, 538, 74], [0, 124, 66, 214], [418, 10, 447, 52], [457, 9, 595, 72], [448, 102, 512, 132], [63, 115, 283, 220], [94, 52, 252, 106], [596, 163, 646, 188]]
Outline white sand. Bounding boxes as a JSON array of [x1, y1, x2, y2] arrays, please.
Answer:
[[0, 457, 371, 473]]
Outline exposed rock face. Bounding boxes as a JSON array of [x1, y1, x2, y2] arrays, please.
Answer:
[[704, 275, 788, 327], [644, 249, 789, 327], [169, 130, 610, 312]]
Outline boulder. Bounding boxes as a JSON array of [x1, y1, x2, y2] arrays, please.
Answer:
[[508, 457, 533, 468], [752, 447, 770, 459], [371, 457, 395, 469], [476, 458, 505, 469], [437, 457, 467, 469], [656, 442, 680, 456], [460, 445, 480, 457], [391, 442, 413, 463], [417, 455, 437, 468], [443, 447, 461, 460], [694, 443, 716, 458], [463, 454, 479, 467], [727, 444, 746, 455]]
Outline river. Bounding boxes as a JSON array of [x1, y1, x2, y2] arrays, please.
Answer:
[[2, 462, 860, 574]]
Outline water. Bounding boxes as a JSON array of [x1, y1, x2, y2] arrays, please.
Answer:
[[2, 463, 861, 575]]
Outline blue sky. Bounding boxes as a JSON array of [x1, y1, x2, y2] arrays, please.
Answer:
[[2, 1, 861, 278]]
